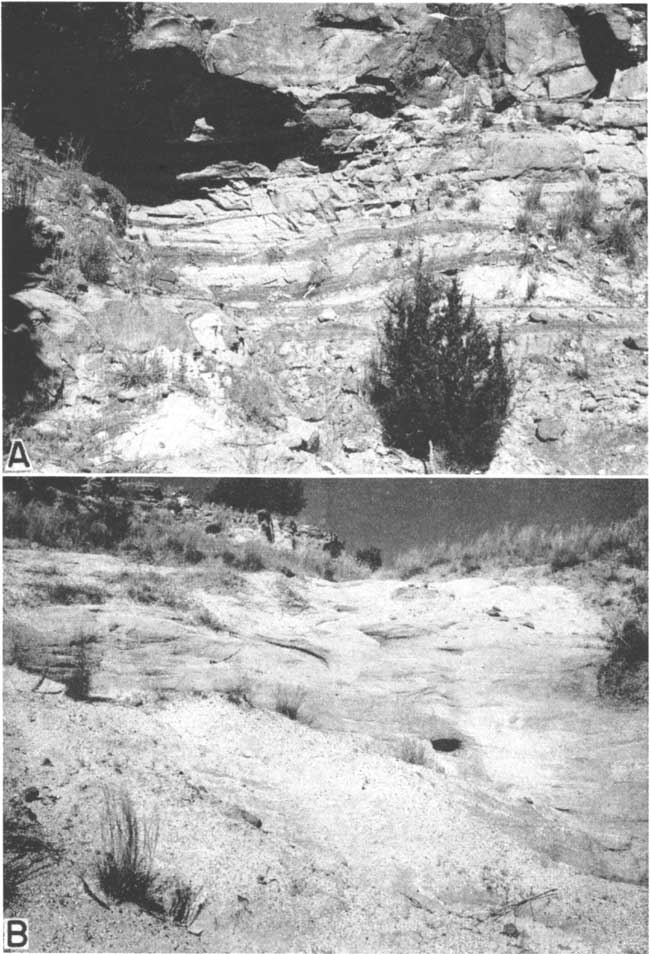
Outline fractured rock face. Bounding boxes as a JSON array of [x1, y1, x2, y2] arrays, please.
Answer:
[[3, 3, 647, 474]]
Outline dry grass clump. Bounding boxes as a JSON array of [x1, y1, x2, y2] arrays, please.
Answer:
[[125, 571, 189, 609], [571, 183, 600, 231], [4, 805, 60, 908], [116, 352, 166, 390], [97, 789, 206, 924], [515, 211, 535, 234], [228, 365, 282, 428], [46, 581, 105, 605], [523, 181, 544, 212], [213, 533, 371, 583], [164, 878, 205, 926], [604, 213, 638, 266], [194, 607, 223, 631], [223, 678, 252, 707], [3, 490, 133, 551], [553, 183, 601, 243], [398, 738, 427, 765], [125, 510, 206, 565], [274, 685, 308, 721], [552, 203, 573, 242], [391, 508, 647, 578], [97, 790, 163, 913]]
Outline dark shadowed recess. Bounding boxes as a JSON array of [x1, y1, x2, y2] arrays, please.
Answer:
[[1, 4, 330, 205], [2, 208, 58, 435], [564, 5, 646, 97]]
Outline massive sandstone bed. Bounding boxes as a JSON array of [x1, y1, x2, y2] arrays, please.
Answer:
[[3, 541, 647, 952], [6, 4, 648, 473]]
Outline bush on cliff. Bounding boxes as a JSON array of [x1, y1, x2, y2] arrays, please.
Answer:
[[368, 255, 514, 472]]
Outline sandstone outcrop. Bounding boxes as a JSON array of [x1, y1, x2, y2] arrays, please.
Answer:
[[3, 3, 647, 473]]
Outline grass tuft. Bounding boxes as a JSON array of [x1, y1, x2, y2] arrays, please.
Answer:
[[3, 808, 59, 908], [391, 508, 647, 578], [515, 211, 535, 234], [116, 352, 166, 390], [604, 213, 638, 267], [523, 181, 544, 212], [96, 790, 163, 913], [164, 878, 205, 926], [398, 738, 427, 765], [274, 685, 307, 721]]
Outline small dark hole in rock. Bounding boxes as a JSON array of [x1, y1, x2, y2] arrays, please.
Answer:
[[430, 737, 462, 753]]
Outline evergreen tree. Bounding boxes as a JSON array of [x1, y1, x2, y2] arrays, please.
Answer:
[[369, 255, 514, 472]]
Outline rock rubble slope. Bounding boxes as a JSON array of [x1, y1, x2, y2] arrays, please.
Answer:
[[4, 544, 647, 952], [4, 3, 647, 473]]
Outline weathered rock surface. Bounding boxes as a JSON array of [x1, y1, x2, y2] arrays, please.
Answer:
[[4, 543, 647, 952]]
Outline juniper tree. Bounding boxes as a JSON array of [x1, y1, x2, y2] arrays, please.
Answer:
[[369, 255, 514, 472]]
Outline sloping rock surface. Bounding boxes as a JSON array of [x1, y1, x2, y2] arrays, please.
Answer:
[[4, 544, 647, 952]]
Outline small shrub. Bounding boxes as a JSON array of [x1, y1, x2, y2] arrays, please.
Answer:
[[224, 680, 252, 707], [233, 540, 266, 572], [568, 357, 589, 381], [96, 790, 163, 914], [610, 616, 648, 665], [45, 247, 80, 299], [466, 194, 481, 212], [47, 581, 105, 604], [604, 213, 637, 267], [598, 615, 648, 701], [265, 246, 286, 264], [4, 159, 38, 210], [355, 546, 383, 572], [126, 572, 188, 609], [398, 738, 427, 765], [368, 254, 514, 472], [306, 259, 330, 291], [274, 685, 307, 721], [460, 552, 481, 574], [78, 229, 112, 284], [56, 134, 90, 203], [228, 366, 282, 428], [632, 578, 648, 610], [66, 633, 98, 700], [195, 607, 223, 631], [550, 544, 581, 571], [91, 178, 128, 235], [519, 246, 535, 267], [515, 211, 535, 234], [394, 548, 430, 580], [523, 181, 543, 212]]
